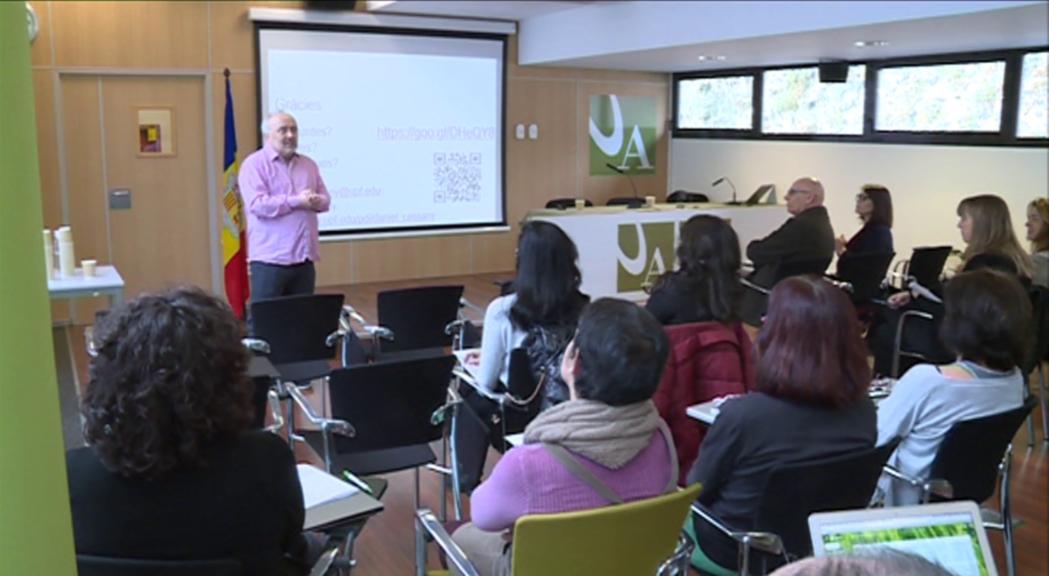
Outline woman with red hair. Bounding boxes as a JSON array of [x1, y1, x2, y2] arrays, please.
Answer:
[[685, 275, 877, 575]]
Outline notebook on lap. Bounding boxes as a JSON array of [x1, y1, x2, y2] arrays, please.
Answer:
[[809, 501, 997, 576]]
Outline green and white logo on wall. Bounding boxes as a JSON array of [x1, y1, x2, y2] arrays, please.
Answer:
[[589, 94, 658, 176], [617, 222, 677, 292]]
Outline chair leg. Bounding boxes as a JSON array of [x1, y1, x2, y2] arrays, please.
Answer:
[[1024, 384, 1035, 449], [1000, 447, 1016, 576], [414, 467, 421, 511], [448, 404, 464, 521], [415, 514, 428, 576], [1039, 363, 1048, 445]]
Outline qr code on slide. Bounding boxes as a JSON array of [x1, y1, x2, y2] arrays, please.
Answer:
[[433, 152, 481, 203]]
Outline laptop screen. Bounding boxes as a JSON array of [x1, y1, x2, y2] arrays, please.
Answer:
[[811, 506, 995, 576]]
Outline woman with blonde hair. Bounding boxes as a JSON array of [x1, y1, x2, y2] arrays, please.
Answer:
[[871, 194, 1031, 376], [1025, 197, 1049, 255]]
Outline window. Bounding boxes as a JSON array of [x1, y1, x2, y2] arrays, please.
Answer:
[[876, 61, 1005, 132], [1017, 51, 1048, 138], [762, 66, 865, 135], [677, 76, 753, 130]]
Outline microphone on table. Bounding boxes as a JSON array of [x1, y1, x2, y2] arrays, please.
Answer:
[[606, 163, 641, 208], [713, 177, 738, 205]]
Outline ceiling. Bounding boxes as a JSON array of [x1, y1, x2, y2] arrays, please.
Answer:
[[366, 1, 1049, 72]]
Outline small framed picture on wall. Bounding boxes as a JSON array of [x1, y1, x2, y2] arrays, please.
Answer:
[[136, 107, 176, 157]]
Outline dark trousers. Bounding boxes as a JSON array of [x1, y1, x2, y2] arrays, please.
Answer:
[[248, 260, 315, 334]]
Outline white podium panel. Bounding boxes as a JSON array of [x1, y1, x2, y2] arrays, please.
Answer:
[[529, 204, 788, 301]]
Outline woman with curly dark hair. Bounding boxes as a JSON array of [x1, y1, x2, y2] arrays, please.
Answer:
[[66, 287, 310, 575]]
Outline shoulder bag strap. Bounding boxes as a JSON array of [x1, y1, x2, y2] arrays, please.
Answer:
[[541, 443, 624, 505]]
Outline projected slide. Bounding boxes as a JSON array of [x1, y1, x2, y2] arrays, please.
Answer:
[[258, 28, 504, 235]]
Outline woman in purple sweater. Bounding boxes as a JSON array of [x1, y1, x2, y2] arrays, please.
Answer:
[[451, 298, 677, 576]]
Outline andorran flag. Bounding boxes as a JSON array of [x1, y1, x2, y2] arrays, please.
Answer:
[[221, 70, 249, 319]]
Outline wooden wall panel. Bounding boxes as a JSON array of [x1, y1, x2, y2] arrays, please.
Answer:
[[60, 76, 109, 323], [28, 1, 53, 67], [33, 71, 61, 230], [101, 76, 212, 299], [353, 236, 473, 284], [51, 2, 209, 69], [209, 1, 305, 73]]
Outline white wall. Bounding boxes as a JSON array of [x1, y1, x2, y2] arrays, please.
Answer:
[[670, 138, 1048, 266]]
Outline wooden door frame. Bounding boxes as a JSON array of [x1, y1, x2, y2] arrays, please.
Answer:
[[53, 68, 221, 302]]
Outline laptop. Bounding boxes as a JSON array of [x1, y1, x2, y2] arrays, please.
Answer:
[[809, 501, 997, 576], [744, 183, 776, 205]]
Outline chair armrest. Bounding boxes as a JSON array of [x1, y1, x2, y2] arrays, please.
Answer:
[[740, 277, 770, 296], [881, 464, 922, 487], [340, 306, 394, 341], [308, 547, 339, 576], [416, 508, 481, 576], [906, 279, 943, 305], [882, 464, 953, 501], [658, 535, 695, 574], [692, 504, 784, 556], [283, 383, 355, 438], [262, 388, 285, 435], [459, 297, 485, 316], [242, 338, 271, 355]]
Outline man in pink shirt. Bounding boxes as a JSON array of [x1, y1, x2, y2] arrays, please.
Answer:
[[239, 112, 330, 314]]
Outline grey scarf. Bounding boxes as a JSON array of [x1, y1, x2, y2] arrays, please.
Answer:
[[522, 399, 664, 469]]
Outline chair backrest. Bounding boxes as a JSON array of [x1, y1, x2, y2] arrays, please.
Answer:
[[510, 484, 701, 575], [77, 555, 241, 576], [905, 246, 953, 288], [250, 293, 344, 365], [545, 198, 593, 209], [928, 396, 1037, 503], [606, 196, 645, 208], [774, 257, 832, 283], [327, 352, 456, 453], [377, 285, 464, 353], [754, 439, 901, 559], [1025, 286, 1049, 372], [835, 251, 895, 303], [667, 190, 709, 204]]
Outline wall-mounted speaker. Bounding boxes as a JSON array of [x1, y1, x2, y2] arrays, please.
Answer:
[[818, 60, 850, 83]]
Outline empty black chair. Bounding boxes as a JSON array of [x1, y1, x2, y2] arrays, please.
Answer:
[[693, 439, 900, 575], [545, 198, 592, 210], [376, 285, 464, 355], [884, 397, 1036, 576], [250, 293, 344, 383], [77, 556, 241, 576], [832, 251, 895, 306], [607, 196, 645, 209], [667, 190, 709, 204], [301, 352, 457, 506]]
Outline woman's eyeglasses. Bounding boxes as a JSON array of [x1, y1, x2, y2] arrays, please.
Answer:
[[856, 193, 870, 201]]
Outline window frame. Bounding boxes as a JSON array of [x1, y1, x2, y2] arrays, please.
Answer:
[[671, 46, 1048, 148]]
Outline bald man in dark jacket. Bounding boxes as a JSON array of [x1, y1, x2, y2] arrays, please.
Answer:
[[740, 177, 835, 325]]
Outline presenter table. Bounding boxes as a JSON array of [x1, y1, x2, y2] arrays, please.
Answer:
[[529, 203, 788, 301], [47, 265, 125, 308]]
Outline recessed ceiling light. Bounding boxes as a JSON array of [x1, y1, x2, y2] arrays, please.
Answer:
[[854, 40, 889, 48], [697, 55, 727, 62]]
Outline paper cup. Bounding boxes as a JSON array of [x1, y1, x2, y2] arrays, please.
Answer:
[[645, 195, 656, 207], [81, 259, 97, 277], [574, 199, 586, 209]]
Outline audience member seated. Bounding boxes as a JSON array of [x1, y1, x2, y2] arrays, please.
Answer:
[[876, 269, 1029, 506], [869, 194, 1033, 376], [740, 177, 835, 324], [450, 299, 675, 576], [66, 287, 313, 576], [646, 214, 743, 326], [646, 215, 755, 482], [1028, 197, 1049, 287], [769, 550, 953, 576], [835, 184, 894, 264], [686, 276, 876, 575]]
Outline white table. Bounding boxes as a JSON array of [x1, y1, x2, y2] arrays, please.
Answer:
[[688, 387, 892, 426], [529, 203, 789, 301], [48, 265, 125, 308]]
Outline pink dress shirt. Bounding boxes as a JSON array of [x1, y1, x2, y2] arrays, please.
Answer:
[[239, 144, 330, 265]]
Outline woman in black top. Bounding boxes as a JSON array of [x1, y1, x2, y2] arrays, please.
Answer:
[[66, 287, 309, 576], [686, 276, 876, 574], [646, 215, 742, 325], [836, 184, 894, 261]]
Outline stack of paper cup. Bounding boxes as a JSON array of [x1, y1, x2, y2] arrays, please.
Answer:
[[81, 259, 97, 277], [56, 226, 76, 278], [43, 229, 55, 280]]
